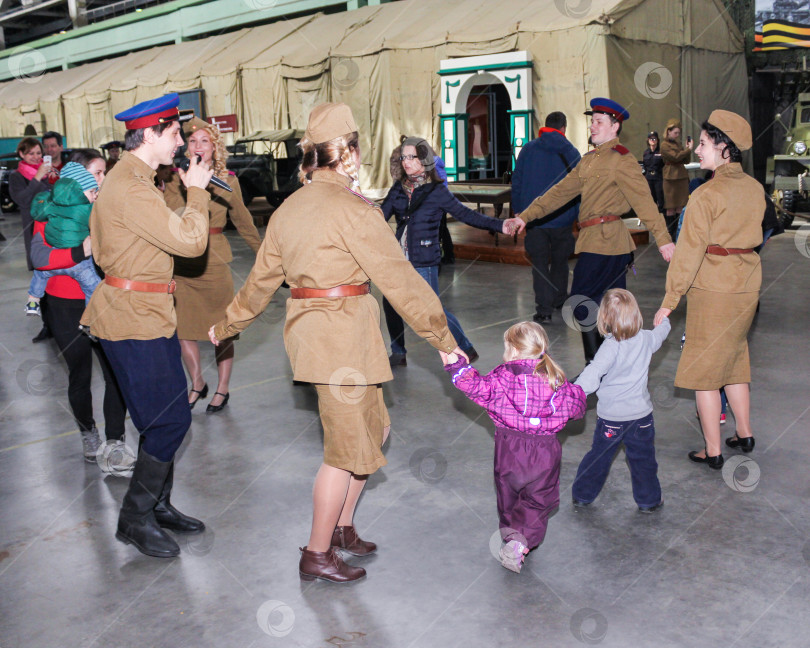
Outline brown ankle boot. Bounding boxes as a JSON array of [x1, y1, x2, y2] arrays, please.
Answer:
[[299, 546, 366, 583], [331, 525, 377, 556]]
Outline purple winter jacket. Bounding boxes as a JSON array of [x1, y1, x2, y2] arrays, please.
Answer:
[[445, 358, 587, 435]]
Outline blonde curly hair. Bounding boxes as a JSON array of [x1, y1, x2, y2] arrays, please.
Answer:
[[185, 122, 229, 180]]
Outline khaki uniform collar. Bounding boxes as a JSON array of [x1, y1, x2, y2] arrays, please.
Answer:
[[120, 150, 157, 182], [594, 137, 620, 151], [713, 162, 742, 177], [310, 168, 353, 188]]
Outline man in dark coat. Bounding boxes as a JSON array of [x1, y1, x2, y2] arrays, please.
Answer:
[[512, 112, 581, 324]]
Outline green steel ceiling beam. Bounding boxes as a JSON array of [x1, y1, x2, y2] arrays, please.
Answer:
[[0, 0, 348, 81]]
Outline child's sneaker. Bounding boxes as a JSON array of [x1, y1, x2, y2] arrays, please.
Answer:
[[25, 300, 40, 316], [499, 540, 529, 573], [719, 413, 726, 425]]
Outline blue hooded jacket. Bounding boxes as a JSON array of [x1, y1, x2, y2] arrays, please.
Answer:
[[511, 128, 581, 228]]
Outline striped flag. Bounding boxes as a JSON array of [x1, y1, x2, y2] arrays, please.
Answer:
[[755, 19, 810, 51]]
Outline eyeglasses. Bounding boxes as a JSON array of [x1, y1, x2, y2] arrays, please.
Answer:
[[399, 154, 419, 161]]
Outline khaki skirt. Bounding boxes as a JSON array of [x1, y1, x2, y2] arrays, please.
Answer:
[[174, 259, 234, 341], [663, 177, 689, 210], [315, 384, 390, 475], [675, 287, 759, 391]]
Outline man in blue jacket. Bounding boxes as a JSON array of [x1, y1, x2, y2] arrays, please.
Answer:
[[512, 112, 580, 324]]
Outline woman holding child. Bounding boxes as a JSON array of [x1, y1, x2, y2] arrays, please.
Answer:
[[30, 149, 131, 474], [655, 110, 763, 469]]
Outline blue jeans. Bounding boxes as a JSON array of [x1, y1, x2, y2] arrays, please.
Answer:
[[571, 413, 662, 508], [384, 264, 473, 355], [29, 257, 101, 304]]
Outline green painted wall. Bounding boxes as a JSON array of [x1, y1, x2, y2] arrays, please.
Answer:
[[0, 0, 376, 81]]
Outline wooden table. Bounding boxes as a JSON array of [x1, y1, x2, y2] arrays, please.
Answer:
[[448, 182, 512, 245], [447, 182, 511, 219]]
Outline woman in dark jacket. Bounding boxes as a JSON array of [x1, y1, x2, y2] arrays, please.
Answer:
[[381, 136, 524, 365], [10, 137, 55, 342], [642, 131, 664, 213]]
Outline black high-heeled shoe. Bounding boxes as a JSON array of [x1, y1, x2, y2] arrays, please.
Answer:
[[189, 384, 208, 410], [688, 450, 724, 469], [725, 435, 755, 453], [206, 392, 229, 414]]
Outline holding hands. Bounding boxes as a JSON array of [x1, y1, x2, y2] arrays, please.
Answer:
[[653, 308, 671, 326], [502, 217, 526, 236], [659, 242, 675, 262], [439, 346, 469, 366]]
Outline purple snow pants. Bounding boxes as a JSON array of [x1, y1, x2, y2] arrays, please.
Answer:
[[494, 427, 561, 550]]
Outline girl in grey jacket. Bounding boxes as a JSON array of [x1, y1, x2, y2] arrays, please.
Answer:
[[572, 288, 671, 512]]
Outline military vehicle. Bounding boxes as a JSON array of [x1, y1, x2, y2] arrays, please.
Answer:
[[225, 129, 304, 208], [767, 91, 810, 227]]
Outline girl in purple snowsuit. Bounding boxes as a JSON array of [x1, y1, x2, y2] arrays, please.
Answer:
[[443, 321, 586, 573]]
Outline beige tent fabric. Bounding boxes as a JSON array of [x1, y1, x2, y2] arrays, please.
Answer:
[[0, 0, 748, 191]]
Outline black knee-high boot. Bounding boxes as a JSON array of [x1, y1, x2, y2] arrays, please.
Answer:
[[153, 461, 205, 534], [116, 448, 180, 558], [581, 329, 603, 364]]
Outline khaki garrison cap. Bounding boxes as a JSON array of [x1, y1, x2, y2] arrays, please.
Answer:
[[305, 103, 358, 144]]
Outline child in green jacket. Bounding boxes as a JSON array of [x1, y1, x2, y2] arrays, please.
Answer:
[[26, 162, 101, 314]]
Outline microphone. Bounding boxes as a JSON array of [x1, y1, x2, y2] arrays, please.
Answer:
[[177, 155, 232, 192]]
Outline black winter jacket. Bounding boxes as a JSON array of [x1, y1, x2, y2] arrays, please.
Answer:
[[380, 181, 503, 267]]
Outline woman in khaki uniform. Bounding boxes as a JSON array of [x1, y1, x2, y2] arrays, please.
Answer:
[[655, 110, 763, 469], [660, 118, 693, 237], [210, 103, 468, 583], [165, 118, 262, 413]]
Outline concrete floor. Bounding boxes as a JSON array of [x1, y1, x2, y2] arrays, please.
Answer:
[[1, 214, 809, 648]]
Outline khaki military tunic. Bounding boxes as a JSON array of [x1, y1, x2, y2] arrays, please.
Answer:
[[81, 152, 210, 341], [660, 139, 691, 209], [213, 169, 456, 474], [213, 169, 457, 381], [518, 137, 672, 254], [164, 172, 262, 340], [662, 163, 764, 390]]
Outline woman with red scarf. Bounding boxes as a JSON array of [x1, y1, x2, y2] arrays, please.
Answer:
[[11, 137, 55, 342]]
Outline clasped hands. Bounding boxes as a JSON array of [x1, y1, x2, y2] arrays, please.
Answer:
[[502, 217, 526, 236]]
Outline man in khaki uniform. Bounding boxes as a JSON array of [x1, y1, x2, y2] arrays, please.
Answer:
[[80, 93, 214, 559], [517, 97, 675, 362]]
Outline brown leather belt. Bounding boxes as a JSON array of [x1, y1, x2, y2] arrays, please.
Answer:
[[209, 227, 224, 234], [579, 214, 621, 229], [290, 282, 370, 299], [706, 245, 755, 256], [105, 275, 177, 294]]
